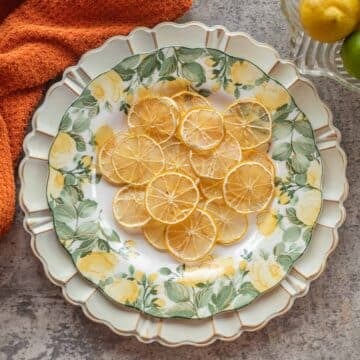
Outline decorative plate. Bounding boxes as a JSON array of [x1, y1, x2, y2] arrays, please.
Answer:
[[20, 22, 348, 345], [281, 0, 360, 94]]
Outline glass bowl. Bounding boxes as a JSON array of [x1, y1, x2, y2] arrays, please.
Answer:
[[281, 0, 360, 93]]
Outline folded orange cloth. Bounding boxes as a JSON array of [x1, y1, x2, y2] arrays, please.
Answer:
[[0, 0, 192, 236]]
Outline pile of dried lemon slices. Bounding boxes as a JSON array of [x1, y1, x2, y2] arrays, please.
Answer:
[[99, 91, 275, 263]]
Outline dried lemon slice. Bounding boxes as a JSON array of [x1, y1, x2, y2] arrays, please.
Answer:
[[205, 198, 248, 245], [199, 178, 223, 200], [98, 132, 127, 184], [223, 162, 274, 214], [161, 136, 181, 147], [113, 185, 151, 230], [190, 133, 241, 179], [127, 97, 179, 144], [197, 198, 207, 209], [253, 142, 270, 153], [145, 172, 199, 224], [172, 91, 211, 114], [166, 208, 217, 262], [162, 141, 198, 181], [179, 108, 224, 151], [223, 99, 271, 150], [143, 219, 167, 251], [243, 149, 275, 176], [112, 134, 164, 186]]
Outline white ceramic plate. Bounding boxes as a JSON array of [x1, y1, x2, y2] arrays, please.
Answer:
[[19, 22, 348, 346]]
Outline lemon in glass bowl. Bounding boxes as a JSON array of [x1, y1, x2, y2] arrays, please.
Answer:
[[299, 0, 360, 43]]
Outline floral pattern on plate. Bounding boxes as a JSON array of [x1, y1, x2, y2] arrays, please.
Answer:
[[47, 46, 322, 319]]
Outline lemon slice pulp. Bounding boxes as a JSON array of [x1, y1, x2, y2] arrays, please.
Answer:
[[145, 172, 199, 224], [223, 162, 274, 213], [223, 99, 271, 150], [112, 134, 164, 186], [166, 208, 217, 262], [179, 108, 224, 151]]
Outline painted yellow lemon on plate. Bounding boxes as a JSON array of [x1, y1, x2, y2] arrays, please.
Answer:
[[300, 0, 360, 43]]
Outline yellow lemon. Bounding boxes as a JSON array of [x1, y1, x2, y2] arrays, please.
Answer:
[[105, 278, 139, 303], [239, 259, 248, 271], [89, 70, 123, 102], [256, 210, 278, 236], [204, 57, 216, 67], [215, 257, 236, 277], [49, 132, 77, 169], [131, 86, 152, 104], [300, 0, 360, 43], [296, 189, 322, 226], [77, 252, 118, 282], [254, 81, 290, 112], [148, 273, 158, 282], [230, 60, 263, 85], [307, 160, 322, 188], [249, 258, 285, 292], [47, 168, 65, 198]]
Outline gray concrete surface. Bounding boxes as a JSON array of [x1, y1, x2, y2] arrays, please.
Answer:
[[1, 0, 359, 359]]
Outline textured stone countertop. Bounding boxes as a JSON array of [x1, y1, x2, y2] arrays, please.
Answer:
[[1, 1, 359, 359]]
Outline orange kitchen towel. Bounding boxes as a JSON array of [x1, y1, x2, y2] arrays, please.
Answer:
[[0, 0, 192, 236]]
